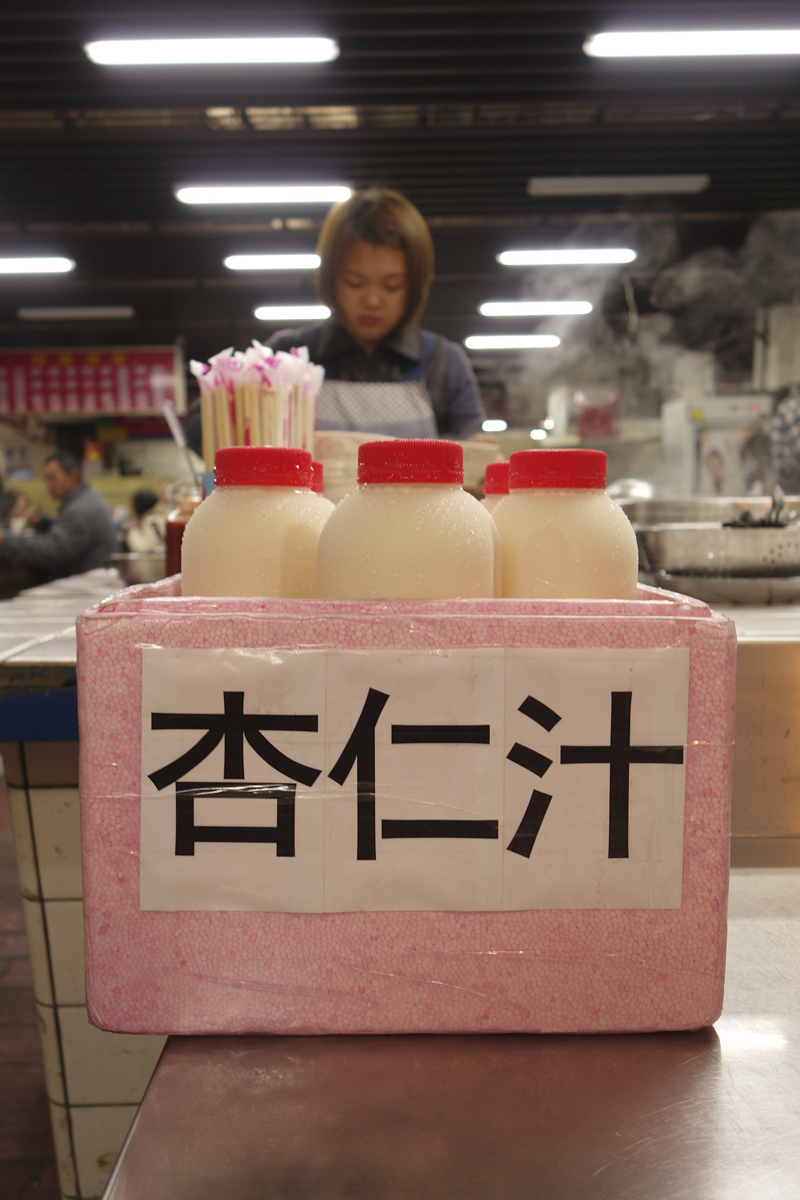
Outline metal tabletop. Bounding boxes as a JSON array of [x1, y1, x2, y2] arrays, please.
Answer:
[[103, 868, 800, 1200]]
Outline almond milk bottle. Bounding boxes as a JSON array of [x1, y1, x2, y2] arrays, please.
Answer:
[[481, 461, 509, 514], [493, 449, 638, 599], [181, 446, 331, 597], [311, 460, 336, 516], [316, 439, 496, 599]]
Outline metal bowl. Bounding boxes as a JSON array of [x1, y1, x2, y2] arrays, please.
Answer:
[[107, 552, 167, 587], [636, 523, 800, 577], [620, 496, 800, 526], [641, 572, 800, 605]]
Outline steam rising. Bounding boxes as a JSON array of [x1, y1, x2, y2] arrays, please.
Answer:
[[494, 213, 800, 422]]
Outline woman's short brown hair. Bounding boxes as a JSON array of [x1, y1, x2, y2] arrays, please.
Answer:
[[316, 186, 434, 329]]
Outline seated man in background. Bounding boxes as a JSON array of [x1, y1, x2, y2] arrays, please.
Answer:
[[0, 450, 119, 582]]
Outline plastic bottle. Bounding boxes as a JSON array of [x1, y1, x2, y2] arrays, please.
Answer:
[[481, 461, 509, 514], [493, 449, 639, 600], [181, 447, 331, 597], [316, 439, 496, 599], [311, 460, 336, 517], [311, 460, 324, 494], [165, 484, 204, 577]]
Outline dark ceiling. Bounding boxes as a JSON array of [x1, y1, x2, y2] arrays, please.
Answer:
[[2, 0, 800, 377]]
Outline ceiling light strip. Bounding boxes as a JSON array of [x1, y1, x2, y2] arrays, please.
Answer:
[[17, 307, 134, 320], [464, 335, 561, 350], [527, 175, 709, 197], [479, 301, 592, 316], [0, 257, 75, 274], [176, 185, 350, 205], [225, 255, 320, 270], [85, 38, 339, 65], [585, 30, 800, 58], [498, 249, 636, 266], [254, 305, 331, 320]]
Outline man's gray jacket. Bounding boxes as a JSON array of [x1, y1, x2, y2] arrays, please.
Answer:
[[2, 482, 119, 580]]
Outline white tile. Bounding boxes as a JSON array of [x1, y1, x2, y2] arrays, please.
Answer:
[[45, 900, 85, 1006], [21, 895, 54, 1006], [29, 787, 82, 899], [70, 1104, 138, 1200], [59, 1005, 165, 1106], [9, 635, 77, 664], [7, 784, 38, 899], [48, 1098, 78, 1199], [0, 618, 76, 635], [36, 1001, 66, 1105]]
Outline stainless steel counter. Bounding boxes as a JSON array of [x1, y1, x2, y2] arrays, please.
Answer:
[[102, 868, 800, 1200]]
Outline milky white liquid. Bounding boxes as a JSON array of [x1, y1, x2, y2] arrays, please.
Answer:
[[181, 486, 331, 597], [317, 483, 496, 599], [481, 493, 505, 515], [493, 488, 639, 599]]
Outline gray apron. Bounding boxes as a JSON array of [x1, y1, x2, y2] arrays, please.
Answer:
[[315, 378, 438, 439], [312, 328, 445, 440]]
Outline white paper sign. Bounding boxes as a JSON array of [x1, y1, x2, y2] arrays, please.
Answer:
[[140, 646, 689, 913]]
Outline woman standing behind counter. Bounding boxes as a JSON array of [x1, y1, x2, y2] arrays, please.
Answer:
[[268, 186, 486, 439]]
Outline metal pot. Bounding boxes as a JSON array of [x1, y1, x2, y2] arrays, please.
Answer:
[[107, 552, 166, 586], [620, 496, 800, 526], [636, 523, 800, 577]]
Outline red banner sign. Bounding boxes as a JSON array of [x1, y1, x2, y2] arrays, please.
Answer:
[[0, 347, 185, 416]]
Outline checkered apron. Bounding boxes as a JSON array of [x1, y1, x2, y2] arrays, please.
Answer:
[[315, 379, 438, 439]]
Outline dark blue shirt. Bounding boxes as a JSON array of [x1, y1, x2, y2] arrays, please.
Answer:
[[268, 319, 485, 438]]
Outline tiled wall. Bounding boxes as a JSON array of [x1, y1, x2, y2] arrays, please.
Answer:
[[3, 741, 165, 1200]]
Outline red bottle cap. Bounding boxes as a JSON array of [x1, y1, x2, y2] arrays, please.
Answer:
[[214, 447, 313, 488], [509, 449, 607, 490], [358, 439, 464, 485], [484, 461, 509, 495], [311, 460, 324, 494]]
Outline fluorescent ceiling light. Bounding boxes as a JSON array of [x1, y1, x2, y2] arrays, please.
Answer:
[[176, 185, 350, 205], [0, 257, 75, 274], [482, 419, 508, 432], [480, 301, 592, 317], [530, 429, 548, 440], [527, 175, 709, 197], [85, 38, 339, 65], [585, 30, 800, 58], [254, 305, 331, 320], [498, 248, 636, 266], [465, 335, 561, 350], [225, 254, 320, 270], [17, 306, 133, 320]]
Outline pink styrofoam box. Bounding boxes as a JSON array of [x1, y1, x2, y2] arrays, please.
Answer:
[[77, 581, 735, 1035]]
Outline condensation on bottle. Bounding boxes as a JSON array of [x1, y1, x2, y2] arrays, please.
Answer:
[[481, 461, 508, 515], [493, 449, 639, 600], [180, 447, 331, 597], [316, 439, 497, 600]]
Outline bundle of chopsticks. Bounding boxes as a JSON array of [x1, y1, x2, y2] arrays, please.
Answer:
[[190, 341, 325, 470]]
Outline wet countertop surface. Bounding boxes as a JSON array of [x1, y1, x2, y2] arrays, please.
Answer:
[[0, 567, 799, 671], [104, 868, 800, 1200], [715, 605, 800, 642], [0, 568, 121, 668]]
